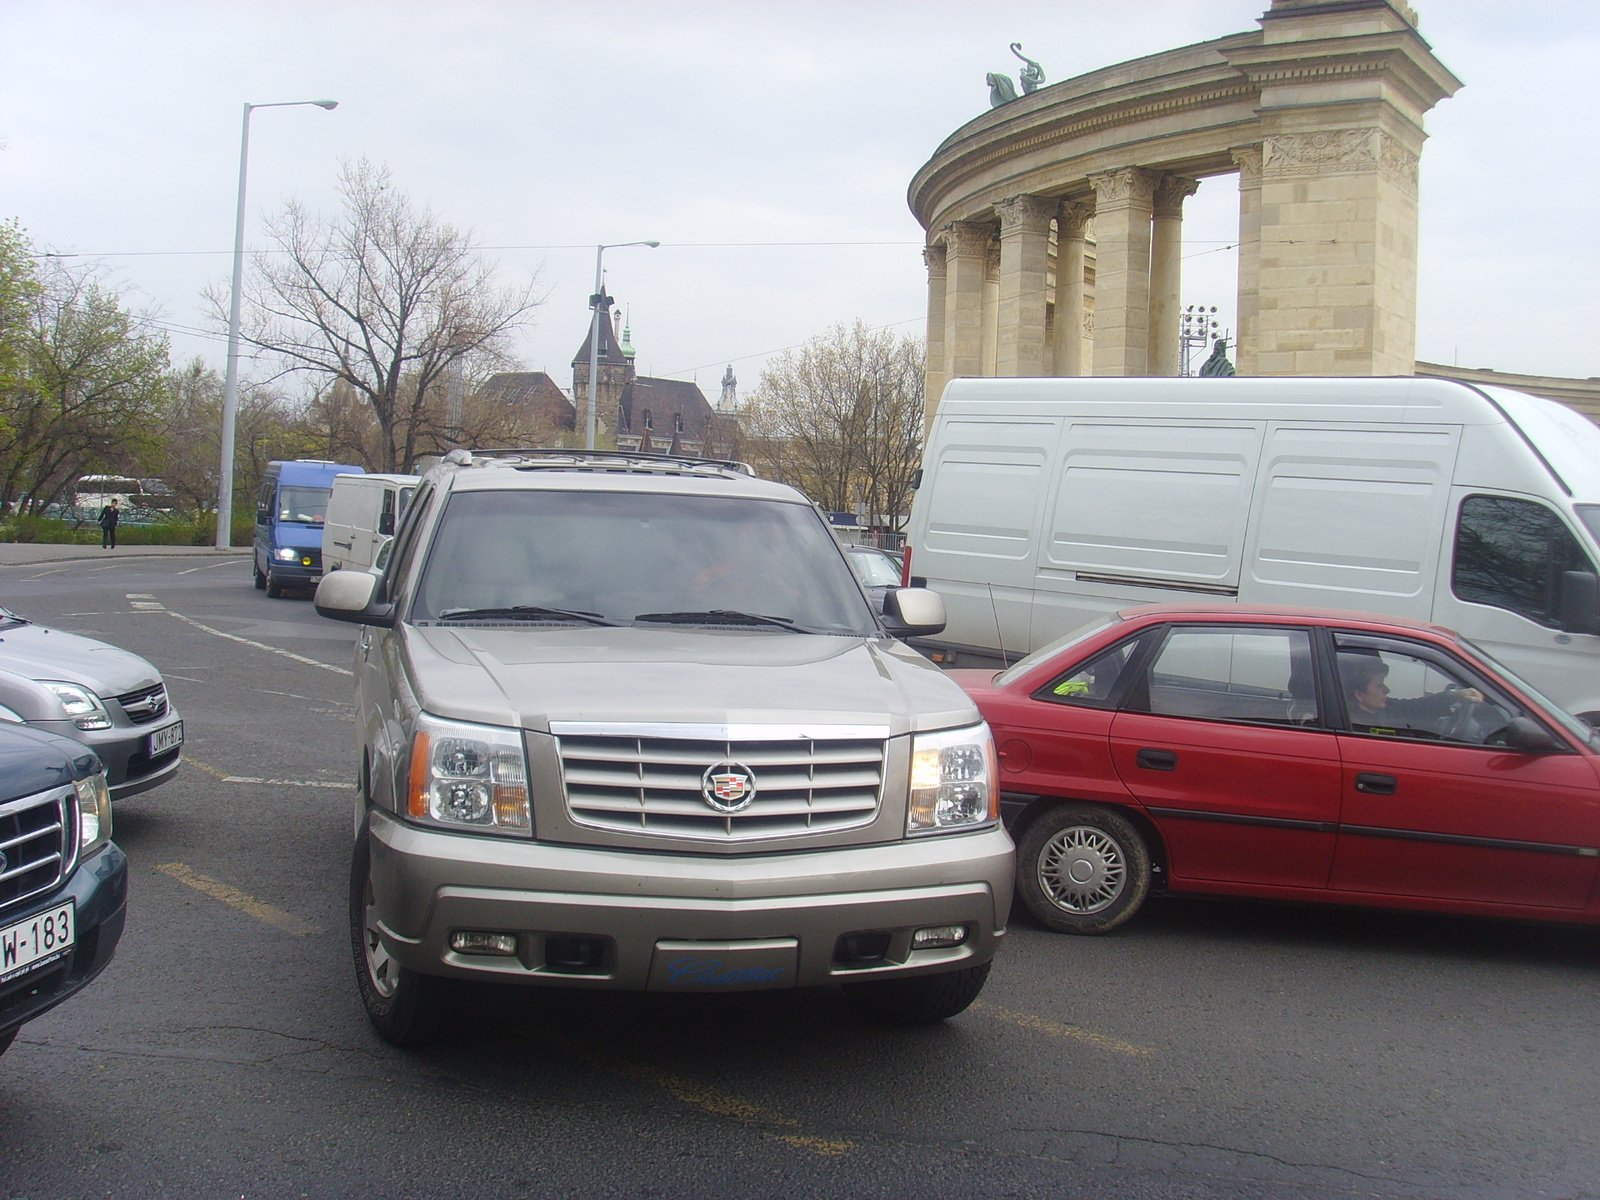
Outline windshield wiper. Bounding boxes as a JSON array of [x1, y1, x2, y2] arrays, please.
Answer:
[[633, 609, 814, 633], [435, 605, 619, 626]]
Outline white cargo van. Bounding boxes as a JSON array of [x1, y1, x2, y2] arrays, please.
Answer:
[[323, 473, 418, 573], [905, 377, 1600, 721]]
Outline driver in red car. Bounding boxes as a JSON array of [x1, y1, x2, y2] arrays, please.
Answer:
[[1342, 656, 1486, 737]]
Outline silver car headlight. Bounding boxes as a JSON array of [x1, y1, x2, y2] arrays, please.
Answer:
[[405, 713, 530, 836], [74, 770, 113, 856], [907, 722, 998, 834], [41, 681, 112, 730]]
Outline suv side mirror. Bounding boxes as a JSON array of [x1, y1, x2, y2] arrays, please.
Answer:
[[1558, 571, 1600, 635], [881, 587, 946, 639], [314, 570, 396, 628], [1498, 716, 1562, 753]]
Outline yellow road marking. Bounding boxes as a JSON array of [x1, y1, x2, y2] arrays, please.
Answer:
[[972, 1001, 1155, 1057], [154, 862, 321, 936], [605, 1059, 853, 1156], [183, 754, 350, 789], [24, 568, 69, 579]]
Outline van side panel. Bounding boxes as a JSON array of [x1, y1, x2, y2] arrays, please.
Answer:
[[1241, 424, 1460, 618], [917, 418, 1059, 653], [1041, 422, 1262, 585]]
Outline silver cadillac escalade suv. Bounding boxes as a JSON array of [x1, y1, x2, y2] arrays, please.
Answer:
[[315, 450, 1013, 1044]]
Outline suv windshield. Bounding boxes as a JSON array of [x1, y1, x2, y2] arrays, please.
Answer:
[[410, 489, 879, 635], [278, 486, 331, 524]]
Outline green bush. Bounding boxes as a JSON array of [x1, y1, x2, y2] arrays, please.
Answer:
[[0, 514, 259, 546]]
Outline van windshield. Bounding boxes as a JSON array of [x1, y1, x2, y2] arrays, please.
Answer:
[[410, 490, 879, 635], [279, 486, 331, 524]]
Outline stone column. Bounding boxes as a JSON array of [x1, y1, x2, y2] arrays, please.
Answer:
[[1222, 3, 1459, 374], [1052, 201, 1091, 376], [995, 194, 1055, 376], [1087, 168, 1157, 376], [1149, 175, 1199, 377], [1231, 146, 1262, 376], [922, 243, 948, 422], [941, 221, 990, 393], [981, 242, 1001, 376]]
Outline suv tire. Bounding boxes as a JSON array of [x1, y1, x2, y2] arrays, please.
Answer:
[[253, 561, 266, 590], [265, 569, 284, 599], [842, 962, 990, 1024], [0, 1027, 16, 1057], [350, 826, 447, 1046], [1017, 803, 1151, 935]]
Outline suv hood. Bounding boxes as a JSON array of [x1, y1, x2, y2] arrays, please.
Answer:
[[403, 626, 977, 736], [0, 621, 162, 697]]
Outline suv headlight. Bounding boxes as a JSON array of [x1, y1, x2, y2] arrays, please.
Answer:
[[74, 770, 113, 856], [275, 547, 299, 562], [406, 714, 531, 836], [907, 722, 998, 834], [41, 681, 112, 730]]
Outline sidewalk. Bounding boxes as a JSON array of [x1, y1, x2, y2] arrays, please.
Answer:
[[0, 543, 251, 566]]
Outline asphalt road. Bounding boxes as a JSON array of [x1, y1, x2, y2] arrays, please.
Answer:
[[1, 552, 1597, 1199]]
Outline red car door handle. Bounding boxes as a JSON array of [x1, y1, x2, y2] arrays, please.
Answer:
[[1136, 748, 1178, 771], [1355, 772, 1397, 795]]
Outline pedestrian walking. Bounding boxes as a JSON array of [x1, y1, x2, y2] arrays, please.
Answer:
[[98, 497, 120, 549]]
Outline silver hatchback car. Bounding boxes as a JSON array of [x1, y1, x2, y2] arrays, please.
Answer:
[[0, 606, 183, 800], [316, 450, 1013, 1044]]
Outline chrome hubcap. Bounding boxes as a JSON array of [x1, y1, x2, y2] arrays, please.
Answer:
[[1038, 825, 1126, 914], [363, 877, 399, 998]]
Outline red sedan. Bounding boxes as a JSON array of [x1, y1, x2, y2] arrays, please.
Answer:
[[952, 605, 1600, 935]]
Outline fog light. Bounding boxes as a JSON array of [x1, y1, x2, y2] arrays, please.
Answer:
[[450, 930, 518, 956], [911, 924, 967, 950]]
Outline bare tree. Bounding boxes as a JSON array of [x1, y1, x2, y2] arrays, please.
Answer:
[[224, 159, 542, 472], [742, 322, 925, 531]]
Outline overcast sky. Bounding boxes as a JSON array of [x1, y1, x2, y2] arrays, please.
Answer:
[[2, 0, 1596, 401]]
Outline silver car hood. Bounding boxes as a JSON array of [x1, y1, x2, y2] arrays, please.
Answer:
[[0, 621, 162, 697], [401, 625, 977, 737]]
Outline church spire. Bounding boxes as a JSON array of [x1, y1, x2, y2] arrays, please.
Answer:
[[620, 309, 636, 361]]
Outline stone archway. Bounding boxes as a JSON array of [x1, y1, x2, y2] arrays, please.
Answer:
[[910, 0, 1461, 426]]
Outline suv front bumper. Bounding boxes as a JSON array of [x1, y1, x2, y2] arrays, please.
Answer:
[[0, 843, 128, 1038], [366, 808, 1013, 991]]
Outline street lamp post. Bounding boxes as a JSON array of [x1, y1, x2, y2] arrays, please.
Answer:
[[215, 98, 338, 550], [1179, 304, 1222, 377], [585, 240, 660, 450]]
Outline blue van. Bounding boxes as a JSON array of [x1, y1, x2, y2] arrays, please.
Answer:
[[253, 459, 364, 598]]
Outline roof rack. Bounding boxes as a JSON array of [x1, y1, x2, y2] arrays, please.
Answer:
[[451, 447, 757, 477]]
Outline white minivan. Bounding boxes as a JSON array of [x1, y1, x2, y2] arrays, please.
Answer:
[[323, 473, 418, 573], [904, 376, 1600, 721]]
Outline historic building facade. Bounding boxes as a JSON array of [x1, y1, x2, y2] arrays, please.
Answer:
[[910, 0, 1462, 426]]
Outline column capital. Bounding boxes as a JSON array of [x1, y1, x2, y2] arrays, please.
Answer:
[[1057, 200, 1092, 239], [996, 193, 1056, 237], [923, 244, 947, 276], [1152, 175, 1199, 220], [944, 220, 996, 258], [1087, 167, 1158, 211], [1230, 144, 1263, 188]]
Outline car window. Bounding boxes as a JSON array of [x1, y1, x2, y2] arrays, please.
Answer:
[[278, 486, 331, 524], [1453, 494, 1596, 628], [1036, 635, 1145, 708], [847, 550, 903, 588], [1134, 626, 1318, 726], [384, 482, 435, 598], [1333, 635, 1523, 746], [410, 489, 878, 635]]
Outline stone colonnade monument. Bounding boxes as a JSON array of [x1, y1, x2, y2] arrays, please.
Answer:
[[909, 0, 1462, 429]]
